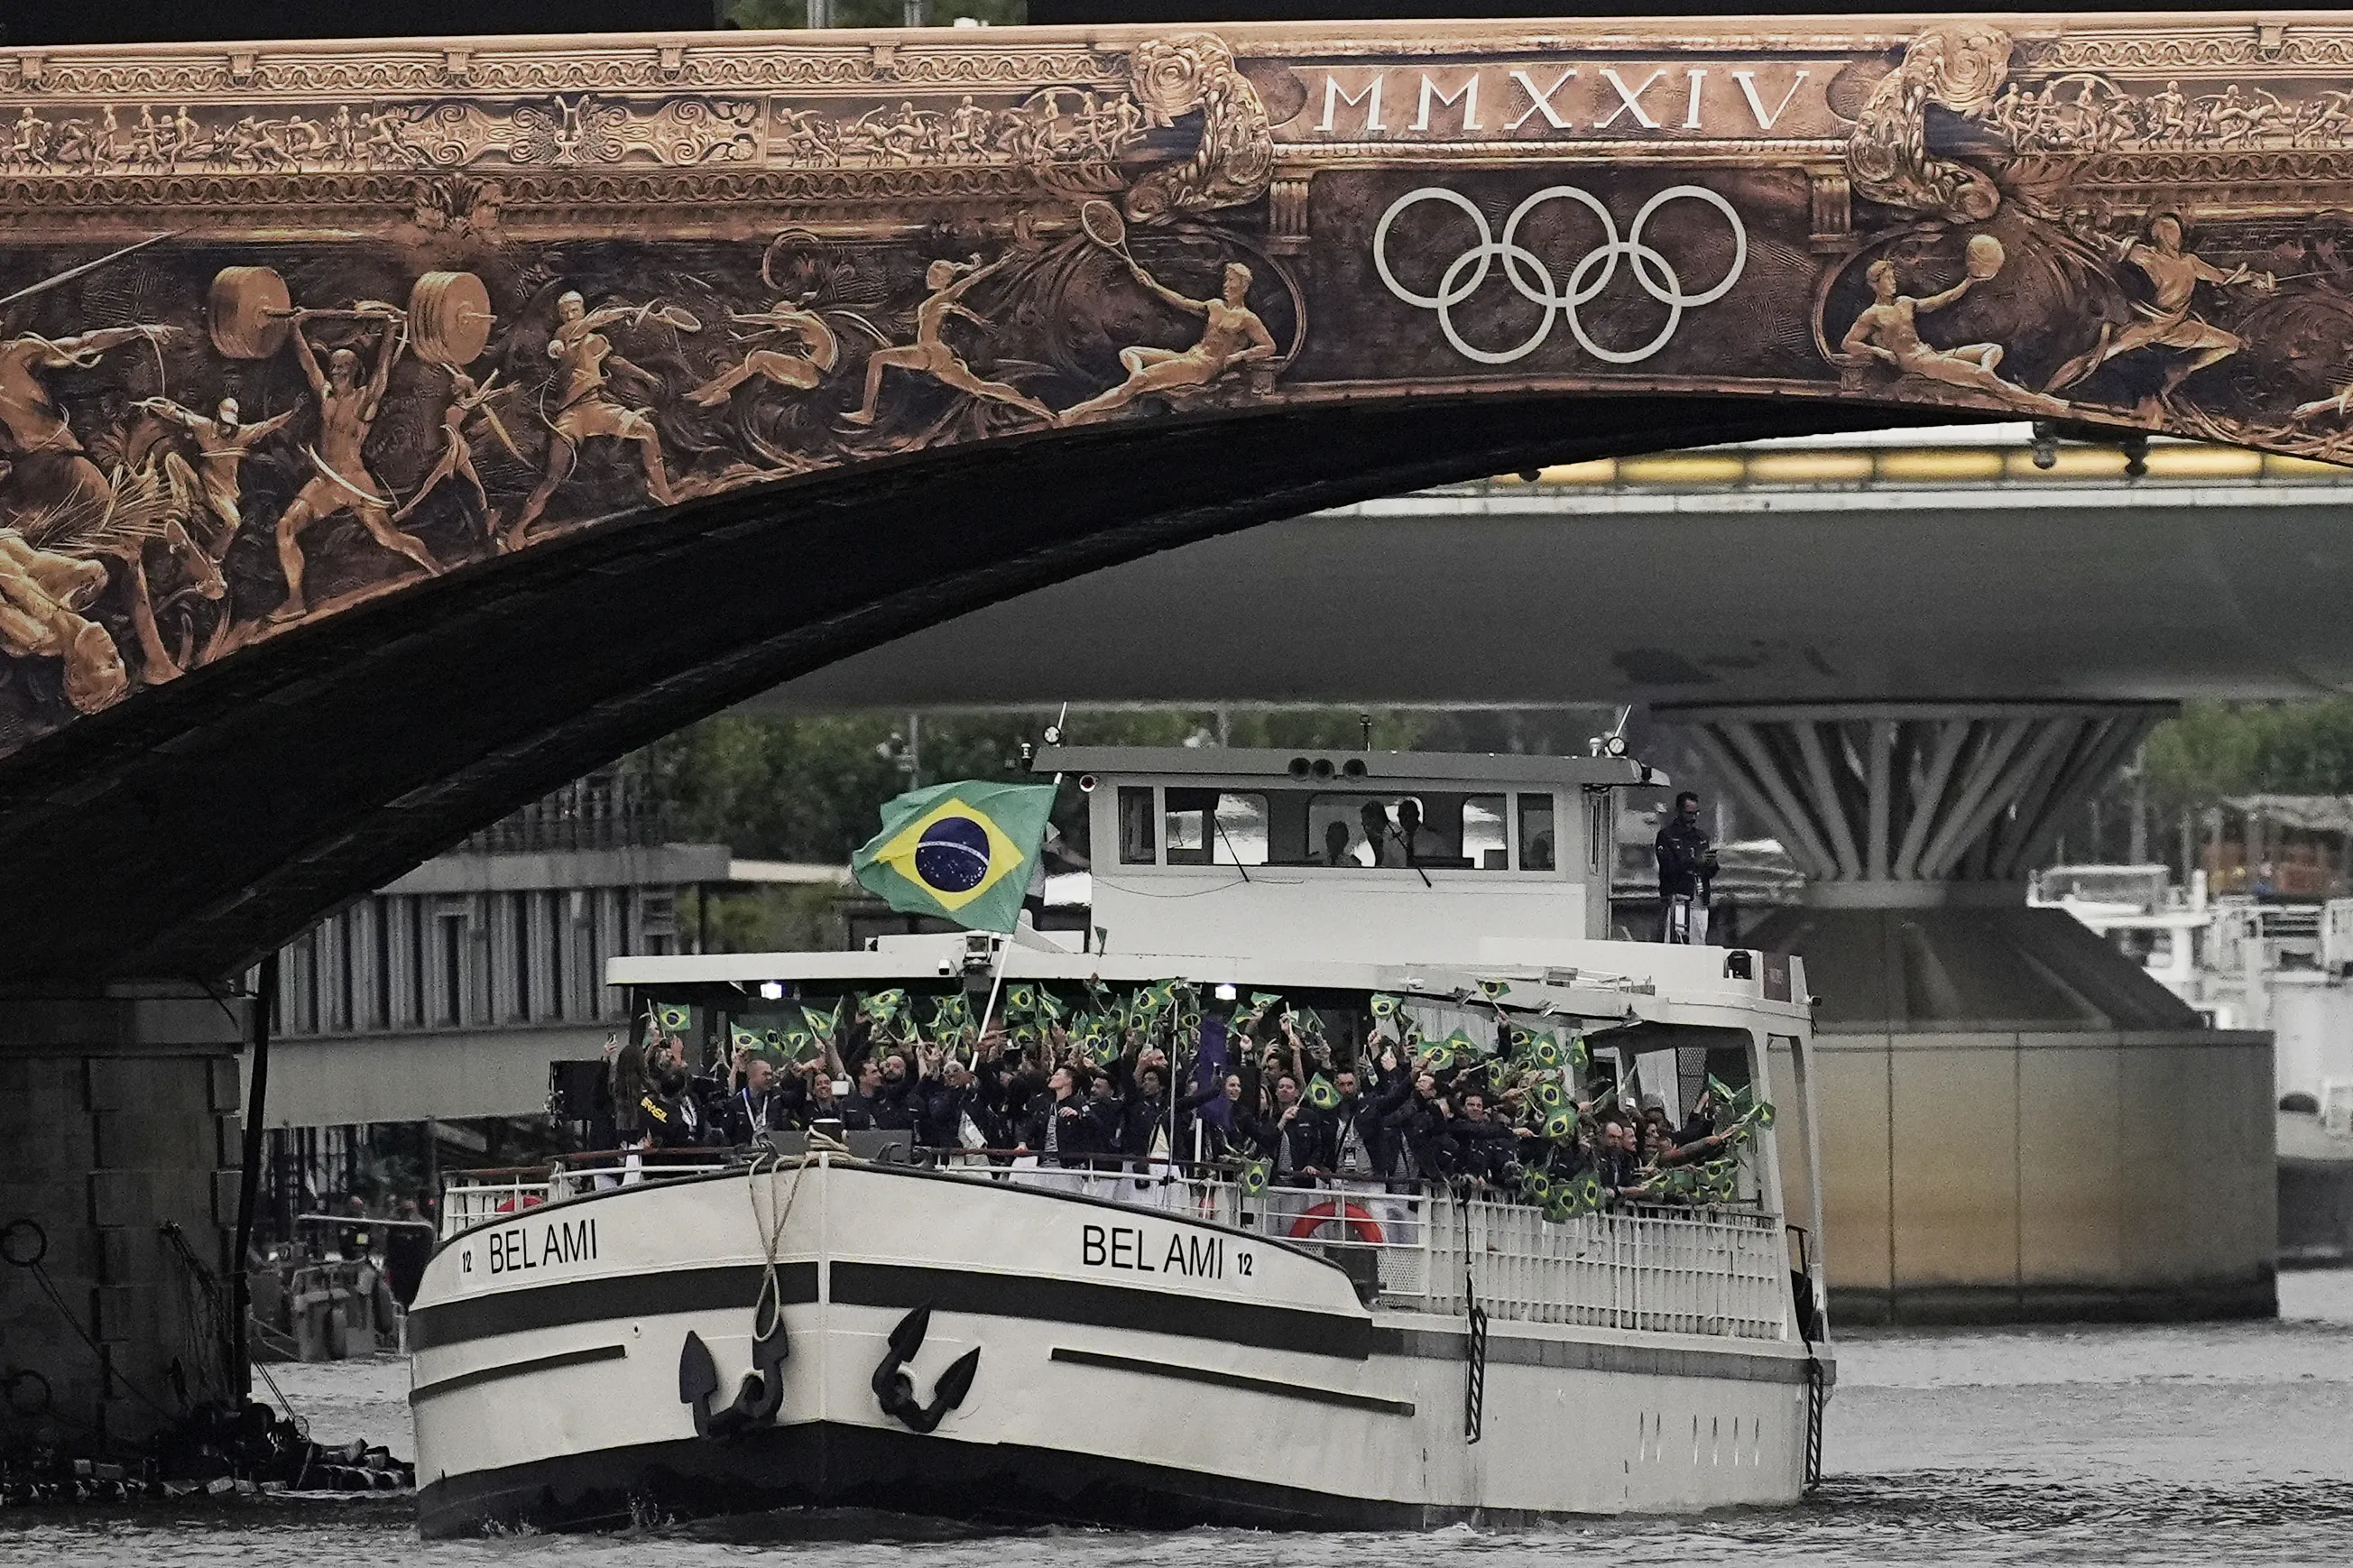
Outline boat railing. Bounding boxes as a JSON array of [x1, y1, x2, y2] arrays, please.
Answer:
[[924, 1149, 1792, 1342], [437, 1150, 734, 1238], [433, 1147, 1790, 1342]]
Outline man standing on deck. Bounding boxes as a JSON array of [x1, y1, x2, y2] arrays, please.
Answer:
[[1656, 790, 1719, 945]]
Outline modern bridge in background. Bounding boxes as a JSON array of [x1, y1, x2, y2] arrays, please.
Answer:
[[758, 420, 2319, 1326], [4, 13, 2350, 1449], [761, 422, 2353, 712]]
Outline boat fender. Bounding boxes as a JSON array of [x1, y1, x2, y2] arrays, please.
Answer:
[[870, 1305, 981, 1435], [677, 1315, 790, 1440]]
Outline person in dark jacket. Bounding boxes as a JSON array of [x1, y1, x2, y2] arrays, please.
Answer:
[[607, 1036, 650, 1151], [1264, 1075, 1323, 1185], [1084, 1072, 1125, 1168], [913, 1049, 989, 1152], [804, 1068, 863, 1131], [1442, 1090, 1517, 1185], [1385, 1073, 1453, 1180], [642, 1065, 715, 1149], [1597, 1118, 1645, 1196], [723, 1056, 796, 1145], [1198, 1072, 1251, 1162], [1119, 1065, 1172, 1167], [841, 1057, 888, 1130], [1655, 790, 1719, 944], [1312, 1065, 1414, 1180], [1020, 1065, 1096, 1167], [870, 1049, 919, 1130]]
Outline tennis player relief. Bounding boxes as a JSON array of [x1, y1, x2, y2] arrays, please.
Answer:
[[853, 779, 1059, 934]]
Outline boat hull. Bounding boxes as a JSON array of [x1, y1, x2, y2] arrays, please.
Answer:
[[410, 1160, 1823, 1537]]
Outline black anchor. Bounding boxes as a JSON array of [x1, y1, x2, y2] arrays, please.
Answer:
[[870, 1305, 981, 1434], [678, 1311, 789, 1441]]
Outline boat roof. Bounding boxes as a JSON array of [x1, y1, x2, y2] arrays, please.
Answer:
[[607, 934, 1804, 1030], [1031, 744, 1661, 789]]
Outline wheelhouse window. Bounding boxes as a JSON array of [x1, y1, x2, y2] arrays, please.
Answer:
[[1118, 782, 1564, 870], [1118, 787, 1156, 865], [1519, 793, 1556, 872], [1304, 791, 1510, 869], [1164, 789, 1269, 865]]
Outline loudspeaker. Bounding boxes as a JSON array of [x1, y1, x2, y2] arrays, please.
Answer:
[[549, 1059, 606, 1122]]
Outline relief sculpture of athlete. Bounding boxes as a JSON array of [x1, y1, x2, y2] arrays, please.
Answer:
[[505, 291, 689, 551], [272, 309, 444, 621]]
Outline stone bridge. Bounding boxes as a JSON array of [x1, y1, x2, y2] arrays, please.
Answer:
[[5, 10, 2349, 1453], [5, 14, 2353, 978]]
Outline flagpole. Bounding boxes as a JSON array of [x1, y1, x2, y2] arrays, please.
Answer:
[[975, 932, 1016, 1053], [980, 724, 1064, 1055]]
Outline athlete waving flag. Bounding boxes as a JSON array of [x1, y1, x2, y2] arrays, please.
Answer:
[[851, 779, 1058, 935]]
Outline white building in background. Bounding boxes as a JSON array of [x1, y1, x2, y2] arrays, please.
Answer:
[[2035, 862, 2353, 1264], [259, 770, 726, 1130]]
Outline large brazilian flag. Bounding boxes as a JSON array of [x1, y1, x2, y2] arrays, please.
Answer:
[[851, 779, 1058, 935]]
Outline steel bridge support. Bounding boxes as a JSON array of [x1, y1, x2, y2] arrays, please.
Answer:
[[1660, 703, 2277, 1326]]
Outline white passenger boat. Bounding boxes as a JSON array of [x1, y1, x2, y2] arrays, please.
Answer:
[[409, 746, 1833, 1536]]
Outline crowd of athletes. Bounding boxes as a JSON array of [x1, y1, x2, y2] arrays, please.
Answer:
[[600, 989, 1764, 1214]]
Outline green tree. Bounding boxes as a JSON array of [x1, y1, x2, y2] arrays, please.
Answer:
[[2144, 699, 2353, 811]]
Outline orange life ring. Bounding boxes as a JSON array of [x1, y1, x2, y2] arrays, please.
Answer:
[[1287, 1199, 1384, 1245]]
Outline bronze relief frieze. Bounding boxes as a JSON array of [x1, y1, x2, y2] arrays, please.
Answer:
[[1, 16, 2351, 758]]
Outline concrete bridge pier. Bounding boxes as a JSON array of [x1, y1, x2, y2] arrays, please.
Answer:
[[1664, 703, 2277, 1325], [0, 985, 247, 1459]]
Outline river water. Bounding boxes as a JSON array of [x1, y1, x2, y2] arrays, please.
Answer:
[[5, 1269, 2348, 1567]]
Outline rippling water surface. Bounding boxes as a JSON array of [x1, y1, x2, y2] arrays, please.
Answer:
[[5, 1271, 2349, 1567]]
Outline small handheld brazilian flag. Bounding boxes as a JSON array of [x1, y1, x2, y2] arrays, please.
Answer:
[[853, 779, 1058, 935]]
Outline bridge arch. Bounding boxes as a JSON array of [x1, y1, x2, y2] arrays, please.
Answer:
[[2, 14, 2349, 975]]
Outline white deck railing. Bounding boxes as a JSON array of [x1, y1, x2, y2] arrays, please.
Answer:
[[943, 1156, 1792, 1342], [438, 1152, 733, 1239], [437, 1151, 1791, 1342]]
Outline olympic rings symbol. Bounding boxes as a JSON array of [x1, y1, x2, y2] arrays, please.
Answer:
[[1371, 184, 1748, 366]]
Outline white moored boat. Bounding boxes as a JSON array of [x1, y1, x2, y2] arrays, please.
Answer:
[[409, 744, 1834, 1536]]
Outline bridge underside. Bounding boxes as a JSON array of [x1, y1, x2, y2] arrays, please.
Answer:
[[0, 393, 1876, 982], [757, 466, 2353, 713]]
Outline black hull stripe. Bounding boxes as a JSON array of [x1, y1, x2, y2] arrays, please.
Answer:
[[406, 1258, 1365, 1359], [411, 1343, 629, 1403], [403, 1259, 1806, 1388], [408, 1264, 816, 1351], [1049, 1346, 1414, 1416], [830, 1261, 1371, 1360], [415, 1420, 1527, 1538]]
